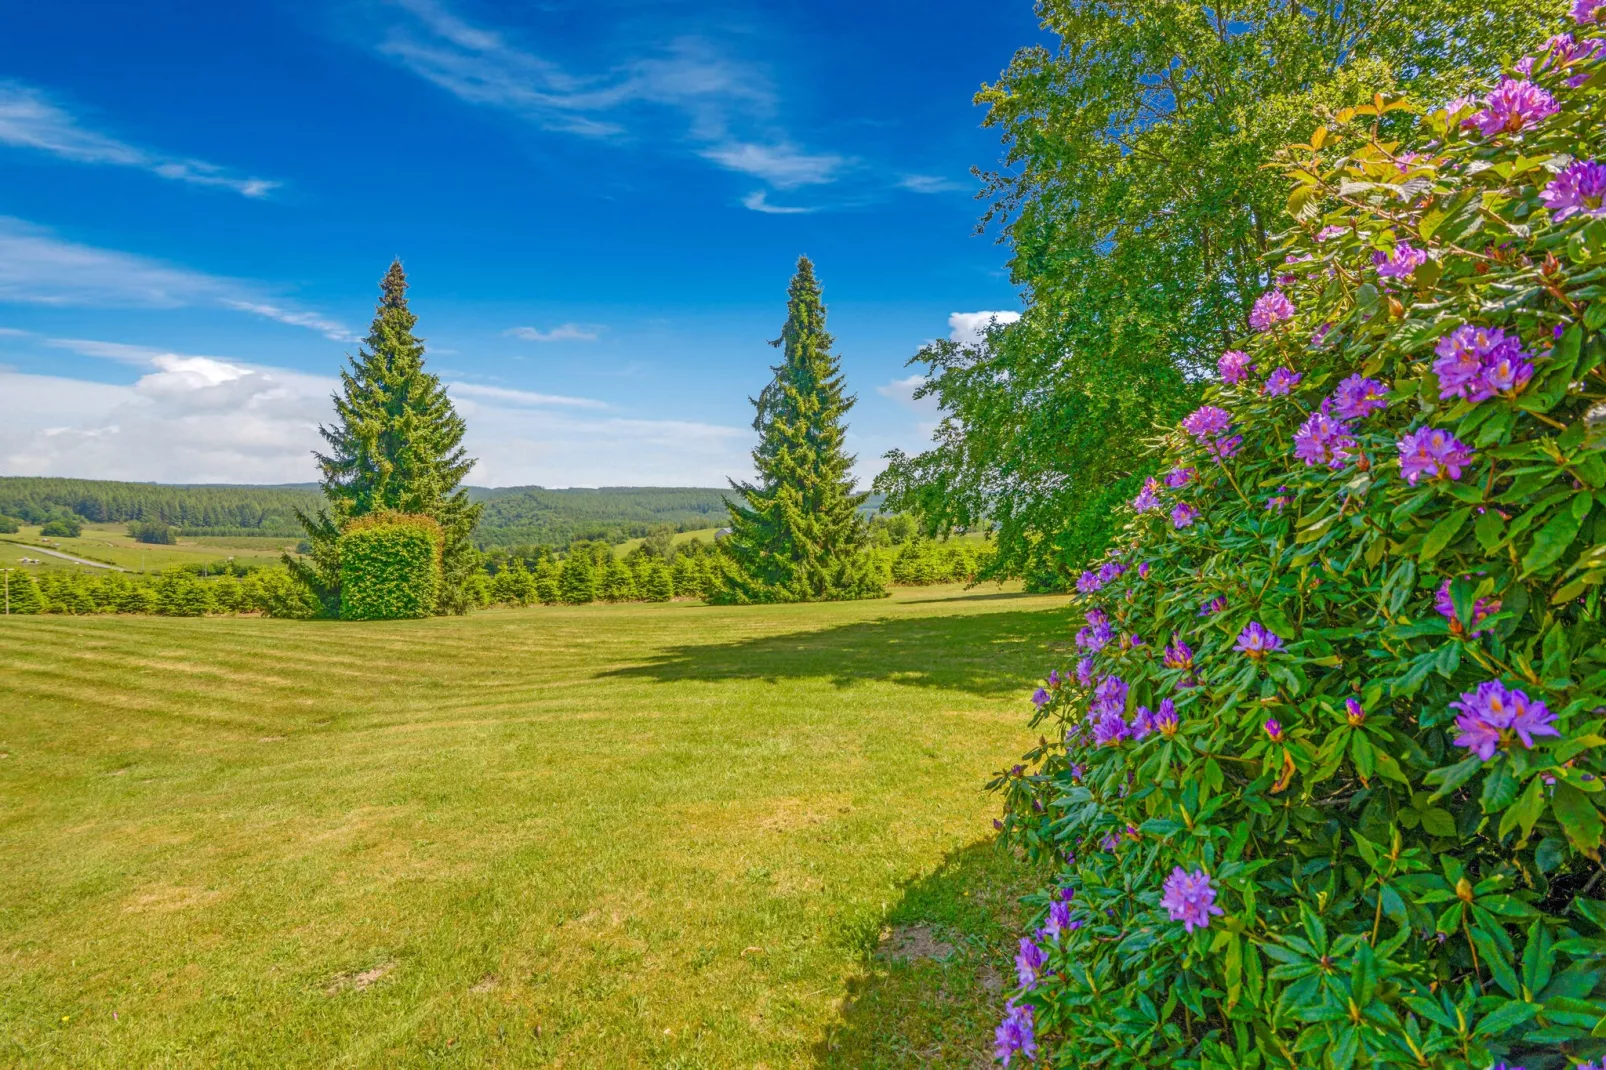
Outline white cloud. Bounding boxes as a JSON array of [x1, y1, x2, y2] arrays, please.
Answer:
[[741, 190, 814, 215], [898, 173, 965, 194], [446, 381, 607, 409], [369, 0, 847, 192], [875, 373, 937, 412], [701, 142, 844, 189], [0, 344, 753, 486], [0, 81, 279, 198], [503, 323, 601, 342], [0, 217, 353, 339], [948, 310, 1021, 347]]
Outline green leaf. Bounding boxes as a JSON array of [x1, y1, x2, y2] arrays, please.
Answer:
[[1420, 807, 1457, 837], [1523, 919, 1554, 996], [1425, 754, 1483, 801], [1419, 506, 1470, 563], [1472, 1000, 1539, 1037], [1498, 774, 1546, 841], [1553, 782, 1605, 856], [1522, 505, 1586, 577]]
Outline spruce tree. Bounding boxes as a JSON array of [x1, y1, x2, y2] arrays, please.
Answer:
[[288, 261, 483, 615], [713, 256, 883, 604]]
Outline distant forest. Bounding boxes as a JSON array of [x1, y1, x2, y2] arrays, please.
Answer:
[[0, 477, 736, 548]]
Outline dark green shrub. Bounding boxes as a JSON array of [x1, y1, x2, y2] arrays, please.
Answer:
[[116, 585, 159, 614], [599, 559, 637, 602], [994, 50, 1606, 1070], [127, 520, 176, 544], [338, 513, 443, 621], [0, 514, 20, 534], [154, 570, 214, 617], [40, 513, 83, 538], [534, 560, 561, 605], [639, 561, 674, 602], [241, 568, 318, 618]]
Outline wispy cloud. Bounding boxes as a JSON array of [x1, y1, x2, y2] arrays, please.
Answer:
[[741, 190, 813, 215], [446, 381, 607, 409], [899, 173, 966, 194], [0, 217, 352, 339], [0, 80, 279, 198], [503, 323, 601, 343], [368, 0, 849, 192]]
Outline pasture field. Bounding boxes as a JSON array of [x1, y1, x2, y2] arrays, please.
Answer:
[[0, 523, 295, 574], [0, 585, 1067, 1067]]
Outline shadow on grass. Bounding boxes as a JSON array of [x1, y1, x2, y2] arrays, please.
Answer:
[[601, 605, 1073, 697], [815, 839, 1039, 1068]]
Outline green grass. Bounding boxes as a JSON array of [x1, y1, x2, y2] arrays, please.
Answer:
[[1, 523, 294, 574], [0, 585, 1064, 1067]]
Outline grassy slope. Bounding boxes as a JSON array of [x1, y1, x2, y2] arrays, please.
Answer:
[[0, 585, 1065, 1067], [1, 523, 294, 574]]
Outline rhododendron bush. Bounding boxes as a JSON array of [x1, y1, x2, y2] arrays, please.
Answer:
[[991, 22, 1606, 1070]]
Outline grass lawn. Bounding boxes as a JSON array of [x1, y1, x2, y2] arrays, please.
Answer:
[[0, 585, 1066, 1067]]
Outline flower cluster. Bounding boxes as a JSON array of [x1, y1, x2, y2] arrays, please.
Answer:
[[1463, 79, 1559, 137], [1159, 868, 1224, 933], [1218, 349, 1255, 384], [1373, 241, 1427, 279], [1248, 289, 1295, 331], [1451, 681, 1559, 761], [1543, 158, 1606, 219], [1397, 426, 1475, 484], [1433, 324, 1534, 402]]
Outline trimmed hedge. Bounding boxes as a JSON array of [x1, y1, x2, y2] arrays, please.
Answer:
[[338, 513, 443, 621], [993, 36, 1606, 1070]]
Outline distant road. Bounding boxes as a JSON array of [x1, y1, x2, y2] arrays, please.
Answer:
[[8, 544, 126, 571]]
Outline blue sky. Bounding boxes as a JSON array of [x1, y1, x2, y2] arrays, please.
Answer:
[[0, 0, 1035, 487]]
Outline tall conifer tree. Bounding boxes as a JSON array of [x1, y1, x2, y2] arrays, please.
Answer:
[[288, 261, 483, 615], [713, 256, 883, 604]]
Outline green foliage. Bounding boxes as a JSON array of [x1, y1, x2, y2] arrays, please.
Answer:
[[599, 559, 638, 603], [0, 515, 20, 535], [0, 476, 318, 535], [997, 53, 1606, 1070], [127, 520, 176, 545], [338, 513, 443, 622], [867, 538, 998, 587], [878, 0, 1553, 589], [638, 561, 675, 602], [3, 571, 44, 614], [472, 487, 732, 549], [10, 565, 313, 617], [715, 257, 884, 604], [558, 553, 597, 605], [39, 514, 83, 538], [293, 261, 482, 616]]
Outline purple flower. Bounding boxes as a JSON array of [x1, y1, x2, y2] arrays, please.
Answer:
[[1165, 467, 1195, 488], [1316, 224, 1348, 241], [1398, 427, 1475, 484], [1047, 670, 1061, 688], [1542, 159, 1606, 221], [1038, 898, 1076, 942], [1262, 367, 1302, 396], [1249, 290, 1296, 332], [994, 1002, 1037, 1066], [1574, 0, 1603, 24], [1293, 406, 1356, 469], [1332, 374, 1389, 420], [1171, 502, 1199, 529], [1181, 405, 1233, 440], [1091, 675, 1128, 718], [1346, 698, 1366, 727], [1076, 657, 1095, 687], [1132, 477, 1163, 513], [1092, 710, 1131, 746], [1374, 242, 1427, 279], [1312, 322, 1333, 348], [1263, 718, 1284, 742], [1433, 325, 1533, 402], [1129, 706, 1156, 739], [1153, 699, 1179, 737], [1097, 562, 1126, 584], [1032, 687, 1051, 708], [1206, 434, 1243, 460], [1076, 570, 1104, 594], [1464, 80, 1559, 137], [1435, 578, 1502, 637], [1014, 937, 1046, 988], [1199, 596, 1226, 616], [1218, 349, 1255, 384], [1451, 680, 1560, 761], [1163, 636, 1193, 670], [1234, 621, 1283, 659], [1137, 561, 1150, 579], [1160, 867, 1224, 933], [1076, 610, 1114, 652]]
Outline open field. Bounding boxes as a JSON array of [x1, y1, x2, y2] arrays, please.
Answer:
[[0, 584, 1067, 1067], [1, 523, 295, 574]]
